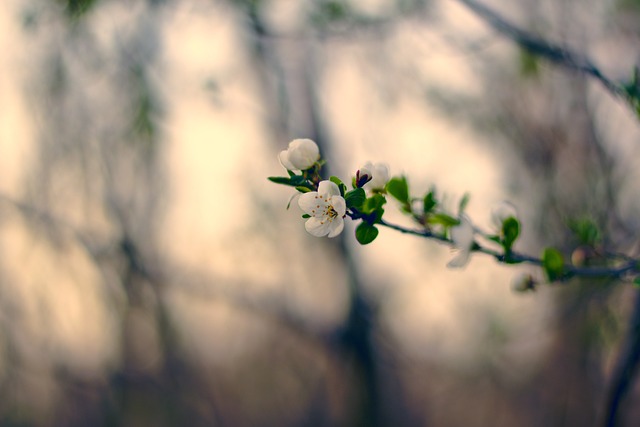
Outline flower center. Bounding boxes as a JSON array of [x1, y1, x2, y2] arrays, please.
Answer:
[[325, 204, 338, 220]]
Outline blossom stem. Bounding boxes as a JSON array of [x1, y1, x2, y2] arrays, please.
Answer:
[[377, 219, 640, 282]]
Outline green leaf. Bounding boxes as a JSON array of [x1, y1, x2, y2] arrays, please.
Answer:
[[356, 222, 379, 245], [62, 0, 98, 19], [268, 176, 294, 185], [362, 194, 387, 214], [542, 247, 565, 282], [289, 175, 308, 186], [568, 218, 600, 246], [269, 175, 309, 187], [361, 194, 386, 223], [302, 214, 311, 219], [295, 186, 312, 193], [345, 188, 366, 210], [427, 213, 460, 228], [502, 216, 520, 251], [329, 176, 343, 187], [458, 193, 470, 215], [519, 48, 540, 78], [386, 176, 409, 204], [423, 190, 437, 214]]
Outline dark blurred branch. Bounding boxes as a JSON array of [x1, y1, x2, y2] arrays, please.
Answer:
[[301, 40, 383, 427], [0, 193, 104, 259], [603, 291, 640, 427], [454, 0, 632, 105], [241, 2, 385, 424]]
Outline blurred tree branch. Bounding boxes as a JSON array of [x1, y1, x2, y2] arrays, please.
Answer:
[[603, 292, 640, 427], [454, 0, 637, 110]]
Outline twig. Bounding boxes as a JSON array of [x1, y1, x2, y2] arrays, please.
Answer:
[[454, 0, 631, 103], [603, 291, 640, 427], [378, 219, 639, 282]]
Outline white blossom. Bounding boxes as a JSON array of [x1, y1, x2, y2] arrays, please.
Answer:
[[447, 215, 475, 268], [298, 180, 346, 238], [279, 139, 320, 170], [359, 162, 390, 191]]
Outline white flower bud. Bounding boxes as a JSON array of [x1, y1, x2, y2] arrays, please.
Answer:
[[279, 139, 320, 170], [360, 162, 390, 191]]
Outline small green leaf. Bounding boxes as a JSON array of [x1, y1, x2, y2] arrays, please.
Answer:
[[268, 176, 294, 185], [295, 186, 312, 193], [568, 218, 600, 247], [519, 48, 540, 77], [386, 176, 409, 204], [302, 214, 311, 219], [329, 176, 343, 186], [356, 222, 379, 245], [423, 190, 437, 214], [458, 193, 470, 215], [269, 175, 310, 187], [542, 247, 565, 282], [502, 216, 520, 251], [362, 194, 387, 214], [427, 213, 460, 228], [289, 175, 308, 186], [345, 188, 366, 210], [362, 195, 386, 223]]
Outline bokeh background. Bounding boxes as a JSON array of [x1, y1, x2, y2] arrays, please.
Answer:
[[1, 0, 640, 426]]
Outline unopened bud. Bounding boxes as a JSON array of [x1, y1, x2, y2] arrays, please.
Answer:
[[355, 170, 372, 188], [571, 246, 595, 267], [512, 273, 536, 293]]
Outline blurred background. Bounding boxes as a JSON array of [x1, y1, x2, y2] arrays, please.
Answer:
[[1, 0, 640, 426]]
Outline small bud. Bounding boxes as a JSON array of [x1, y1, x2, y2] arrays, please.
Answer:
[[358, 162, 390, 191], [355, 169, 372, 188], [512, 273, 536, 293], [571, 246, 596, 267]]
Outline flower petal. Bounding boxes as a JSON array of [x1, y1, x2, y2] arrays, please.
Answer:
[[364, 162, 390, 190], [304, 217, 331, 237], [447, 249, 471, 268], [298, 192, 322, 215], [317, 180, 341, 197], [327, 218, 344, 238], [450, 215, 474, 249], [359, 163, 373, 178], [278, 150, 295, 170], [331, 195, 347, 217]]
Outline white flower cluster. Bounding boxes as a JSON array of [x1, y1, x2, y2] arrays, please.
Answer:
[[276, 139, 521, 272], [279, 139, 390, 239]]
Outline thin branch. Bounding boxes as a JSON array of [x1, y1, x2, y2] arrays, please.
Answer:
[[453, 0, 631, 103], [603, 291, 640, 427], [378, 219, 639, 282]]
